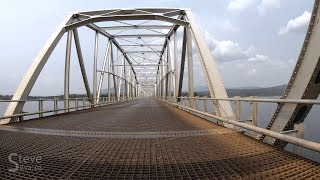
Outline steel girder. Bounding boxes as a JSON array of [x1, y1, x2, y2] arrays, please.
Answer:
[[262, 0, 320, 147], [185, 11, 234, 127]]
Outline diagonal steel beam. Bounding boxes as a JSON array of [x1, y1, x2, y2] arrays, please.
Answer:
[[73, 28, 92, 103], [178, 27, 187, 99]]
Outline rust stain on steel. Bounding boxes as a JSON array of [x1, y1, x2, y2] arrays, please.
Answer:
[[0, 99, 319, 179]]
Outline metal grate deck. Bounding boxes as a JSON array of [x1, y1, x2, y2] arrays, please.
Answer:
[[0, 99, 319, 179]]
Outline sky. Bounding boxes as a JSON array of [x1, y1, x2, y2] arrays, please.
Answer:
[[0, 0, 314, 96]]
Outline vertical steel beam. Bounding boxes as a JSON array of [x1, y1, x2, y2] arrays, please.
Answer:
[[171, 37, 176, 99], [167, 39, 173, 98], [107, 44, 111, 103], [159, 61, 162, 98], [97, 40, 111, 103], [177, 27, 187, 100], [174, 30, 178, 100], [158, 72, 161, 98], [124, 58, 128, 99], [64, 30, 72, 112], [132, 80, 135, 99], [165, 48, 169, 98], [187, 28, 194, 98], [93, 31, 99, 105], [73, 29, 92, 104], [161, 57, 166, 99], [110, 44, 118, 99], [117, 57, 124, 101], [130, 70, 134, 99]]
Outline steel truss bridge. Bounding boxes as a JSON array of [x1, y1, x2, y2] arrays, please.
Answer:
[[1, 1, 320, 179]]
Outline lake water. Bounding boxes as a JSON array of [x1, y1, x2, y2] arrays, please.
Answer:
[[0, 97, 319, 162]]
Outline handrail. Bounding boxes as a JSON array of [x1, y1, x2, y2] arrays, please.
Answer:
[[159, 98, 320, 153], [0, 97, 93, 102], [0, 97, 137, 121], [177, 96, 320, 104]]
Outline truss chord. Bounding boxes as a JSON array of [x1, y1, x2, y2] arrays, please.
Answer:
[[98, 9, 123, 17]]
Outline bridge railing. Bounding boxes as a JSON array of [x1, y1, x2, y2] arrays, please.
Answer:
[[0, 97, 136, 121], [159, 96, 320, 154]]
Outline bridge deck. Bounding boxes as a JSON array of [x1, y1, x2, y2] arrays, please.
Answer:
[[0, 99, 319, 179]]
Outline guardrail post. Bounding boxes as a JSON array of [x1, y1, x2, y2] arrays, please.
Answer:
[[54, 97, 58, 115], [234, 96, 241, 121], [212, 100, 221, 116], [293, 123, 305, 156], [195, 96, 199, 109], [203, 96, 208, 112], [248, 96, 258, 138], [39, 98, 43, 118], [250, 96, 258, 127], [75, 98, 78, 111]]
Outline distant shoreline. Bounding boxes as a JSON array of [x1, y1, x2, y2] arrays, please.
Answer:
[[0, 85, 287, 100]]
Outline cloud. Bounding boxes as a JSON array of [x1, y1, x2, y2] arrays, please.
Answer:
[[222, 20, 240, 32], [257, 0, 280, 16], [248, 54, 269, 62], [213, 40, 248, 61], [247, 68, 257, 75], [227, 0, 255, 12], [203, 31, 269, 63], [278, 11, 311, 35], [190, 29, 295, 88]]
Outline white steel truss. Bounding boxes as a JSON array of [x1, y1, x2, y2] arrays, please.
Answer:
[[2, 8, 233, 127]]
